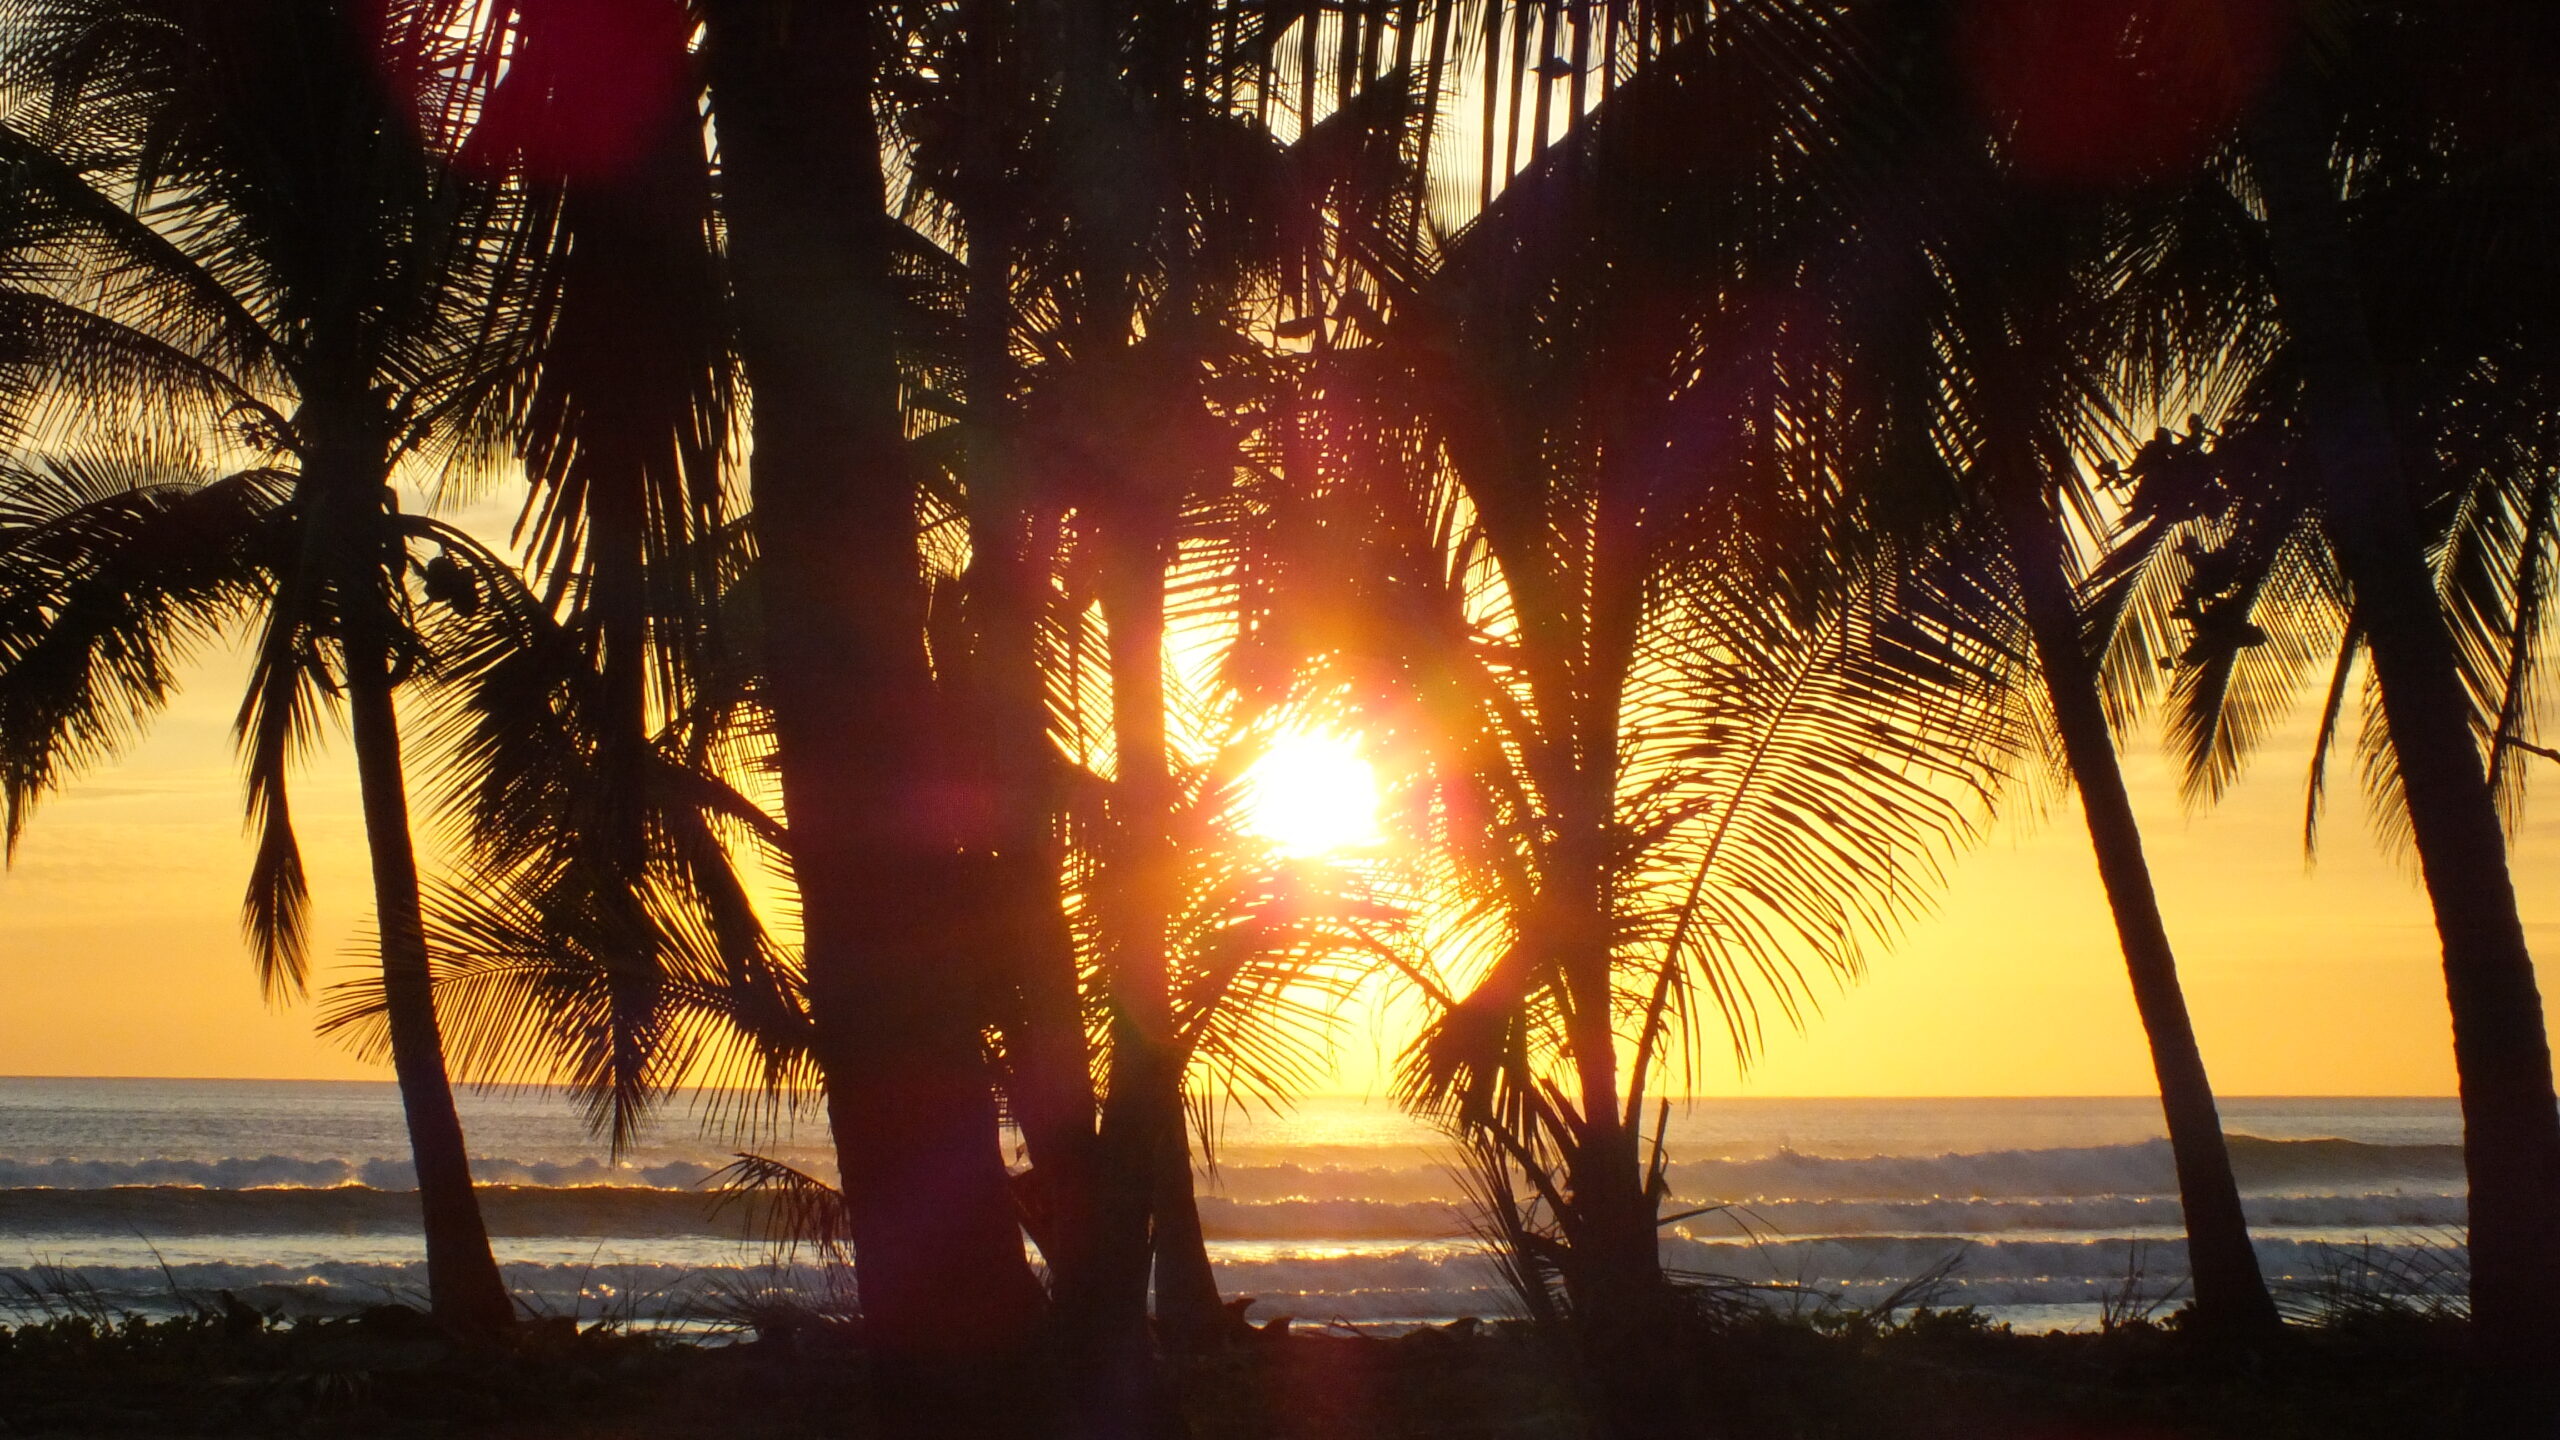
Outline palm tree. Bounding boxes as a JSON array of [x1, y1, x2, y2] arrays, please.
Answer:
[[1801, 9, 2282, 1336], [395, 0, 782, 1154], [2039, 4, 2560, 1379], [0, 0, 545, 1336], [1277, 21, 2018, 1432], [693, 6, 1047, 1428], [2235, 32, 2560, 1387], [918, 0, 1104, 1352], [894, 0, 1428, 1363]]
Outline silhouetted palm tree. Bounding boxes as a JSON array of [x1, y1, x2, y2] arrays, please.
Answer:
[[1278, 19, 2018, 1433], [2054, 2, 2560, 1392], [2237, 24, 2560, 1394], [896, 0, 1426, 1373], [1797, 4, 2283, 1337], [378, 0, 788, 1155], [0, 0, 548, 1336], [693, 6, 1046, 1431]]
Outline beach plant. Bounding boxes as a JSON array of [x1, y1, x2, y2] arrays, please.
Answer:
[[2284, 1234, 2472, 1332], [2098, 1242, 2188, 1333]]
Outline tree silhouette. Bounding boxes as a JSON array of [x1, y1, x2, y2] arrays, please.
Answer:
[[0, 0, 552, 1336], [697, 5, 1046, 1432], [1809, 2, 2283, 1336], [1271, 16, 2019, 1430], [2078, 1, 2560, 1397]]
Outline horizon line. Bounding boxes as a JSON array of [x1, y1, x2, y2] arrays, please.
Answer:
[[0, 1074, 2468, 1101]]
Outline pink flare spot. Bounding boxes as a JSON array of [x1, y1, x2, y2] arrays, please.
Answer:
[[1960, 0, 2288, 187]]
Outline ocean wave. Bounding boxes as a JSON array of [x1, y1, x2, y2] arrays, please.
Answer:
[[0, 1134, 2460, 1204], [0, 1182, 2467, 1252], [0, 1230, 2461, 1329], [0, 1155, 728, 1191], [1196, 1191, 2465, 1242], [1657, 1135, 2463, 1202], [1662, 1232, 2452, 1285], [1205, 1136, 2463, 1209], [1717, 1192, 2464, 1235], [0, 1186, 751, 1239], [1212, 1165, 1462, 1205]]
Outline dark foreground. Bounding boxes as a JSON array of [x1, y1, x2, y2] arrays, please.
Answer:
[[0, 1303, 2478, 1439]]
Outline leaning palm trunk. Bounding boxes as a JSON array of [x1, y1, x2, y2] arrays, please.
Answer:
[[2245, 73, 2560, 1400], [700, 4, 1045, 1428], [2003, 484, 2278, 1340], [310, 408, 515, 1338], [347, 639, 518, 1338]]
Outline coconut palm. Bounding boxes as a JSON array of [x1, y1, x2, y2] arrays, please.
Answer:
[[1039, 474, 1412, 1339], [1787, 7, 2285, 1336], [2049, 2, 2560, 1381], [891, 0, 1429, 1361], [0, 0, 551, 1336], [693, 8, 1048, 1429], [2235, 21, 2560, 1389], [383, 0, 786, 1155], [1272, 19, 2021, 1433]]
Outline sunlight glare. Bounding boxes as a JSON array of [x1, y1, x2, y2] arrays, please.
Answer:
[[1242, 730, 1384, 857]]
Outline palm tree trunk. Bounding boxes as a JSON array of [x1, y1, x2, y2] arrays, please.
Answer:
[[957, 159, 1102, 1287], [973, 348, 1102, 1285], [307, 395, 514, 1341], [588, 447, 654, 886], [1549, 794, 1676, 1440], [2246, 70, 2560, 1399], [1534, 498, 1676, 1437], [701, 6, 1046, 1429], [2005, 488, 2279, 1340], [1149, 1118, 1224, 1348], [1075, 532, 1197, 1436], [345, 637, 518, 1339]]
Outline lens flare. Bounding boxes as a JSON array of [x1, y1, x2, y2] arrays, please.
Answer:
[[1241, 730, 1384, 857]]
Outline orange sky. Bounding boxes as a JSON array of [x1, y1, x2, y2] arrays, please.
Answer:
[[4, 620, 2552, 1097]]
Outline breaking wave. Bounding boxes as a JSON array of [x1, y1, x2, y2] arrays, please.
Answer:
[[1656, 1136, 2464, 1202], [1196, 1191, 2465, 1241], [0, 1134, 2465, 1252], [0, 1134, 2459, 1201], [0, 1231, 2461, 1329], [0, 1184, 2461, 1247], [0, 1156, 726, 1191], [0, 1130, 2465, 1329]]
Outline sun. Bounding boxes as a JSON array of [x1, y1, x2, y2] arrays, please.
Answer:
[[1240, 730, 1385, 857]]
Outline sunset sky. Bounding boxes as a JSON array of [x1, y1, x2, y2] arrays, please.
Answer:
[[4, 38, 2539, 1109], [7, 610, 2553, 1100]]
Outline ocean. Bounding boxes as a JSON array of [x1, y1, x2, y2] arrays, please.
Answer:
[[0, 1079, 2466, 1333]]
